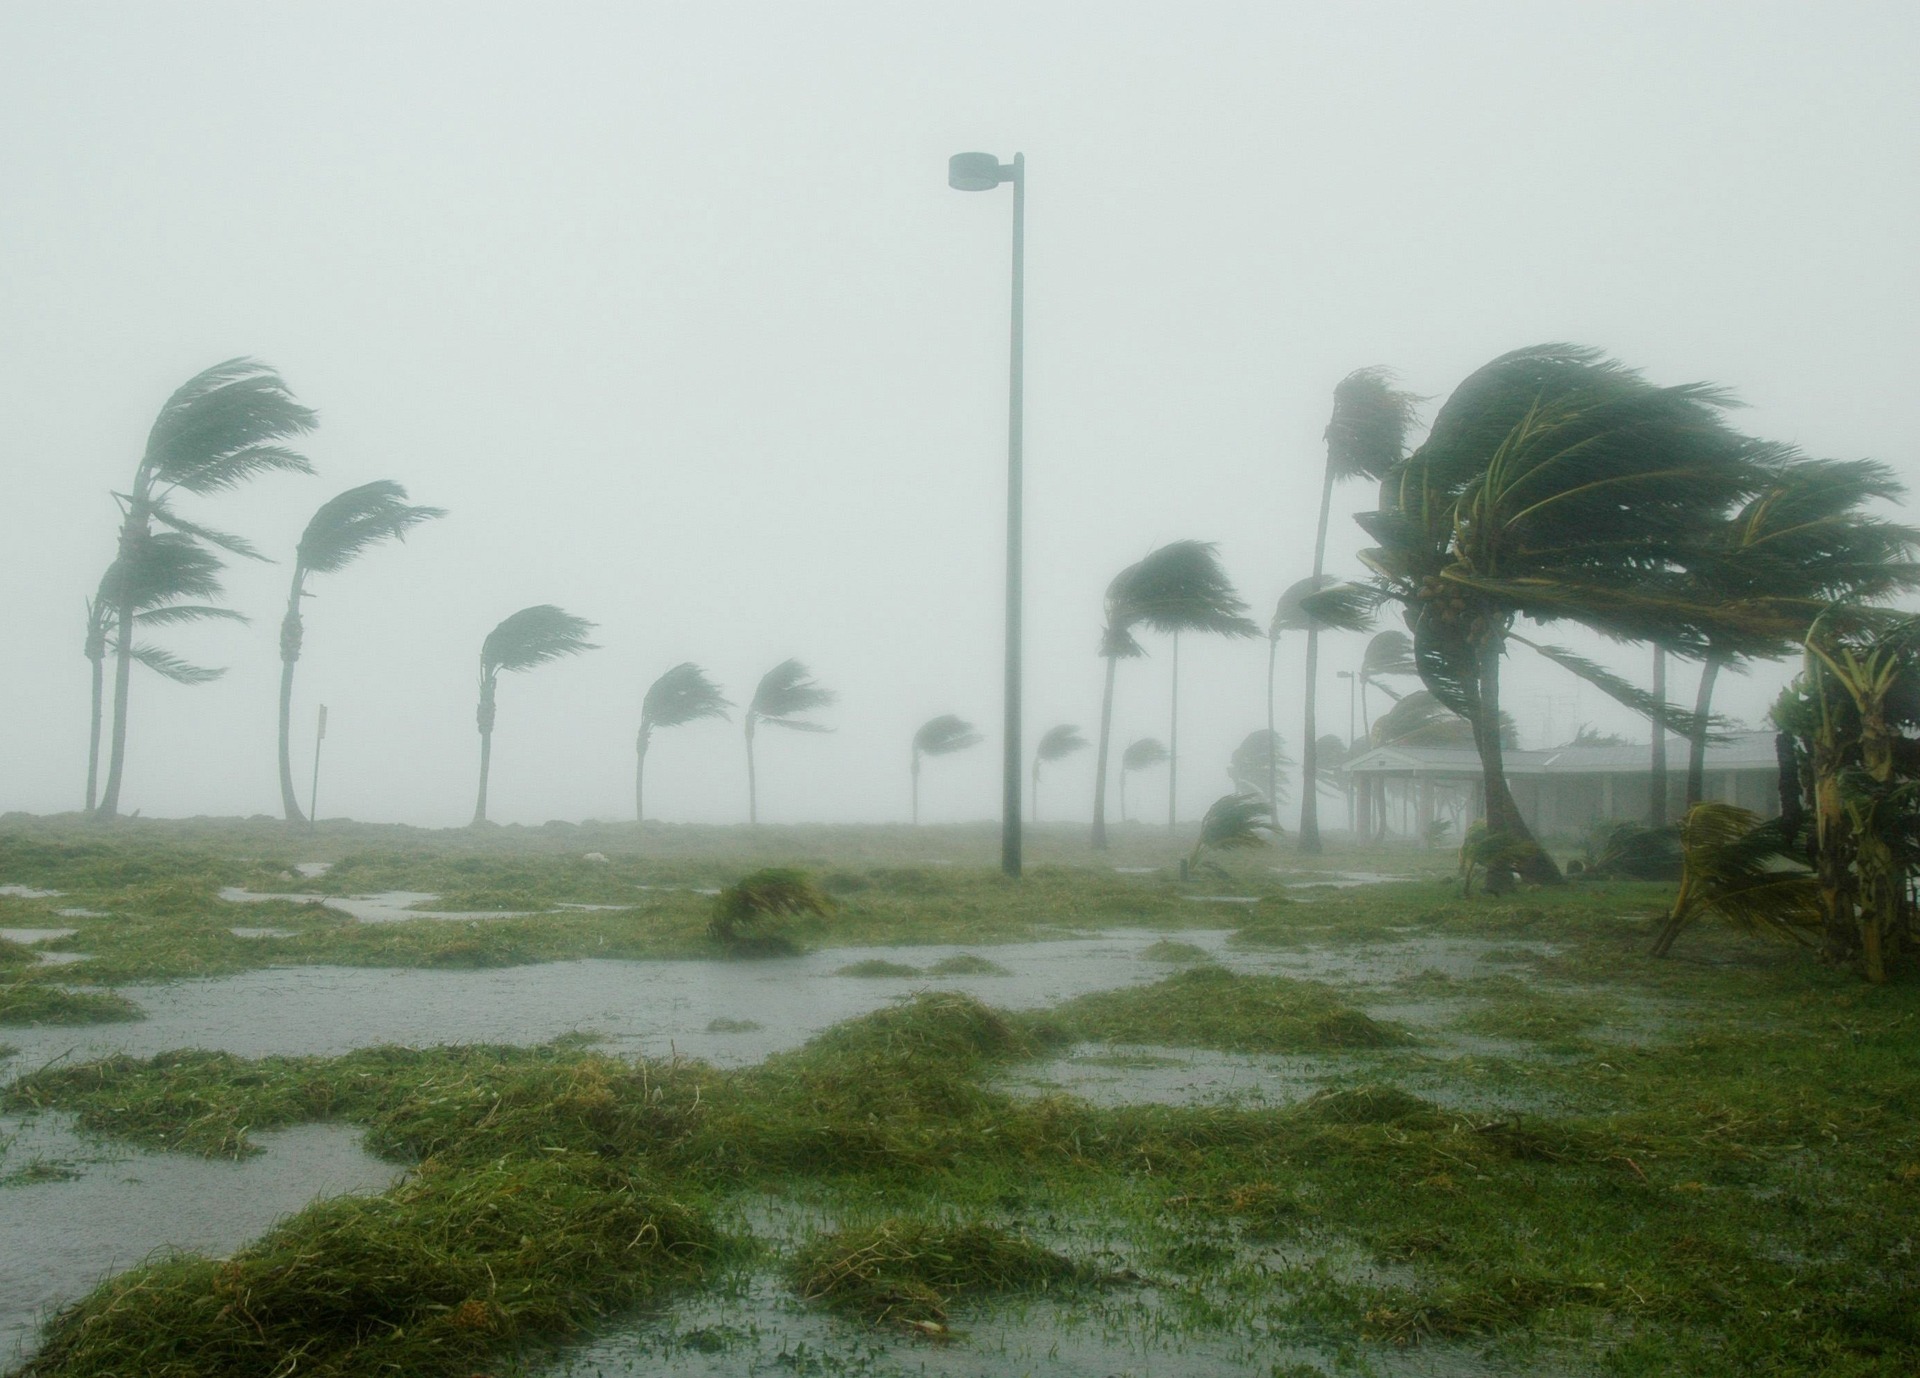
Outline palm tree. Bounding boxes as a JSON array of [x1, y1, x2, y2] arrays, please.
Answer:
[[95, 359, 317, 817], [1091, 541, 1258, 849], [1185, 791, 1276, 877], [1267, 575, 1373, 837], [744, 659, 835, 825], [1120, 737, 1168, 823], [472, 606, 598, 824], [1357, 629, 1416, 741], [1229, 729, 1292, 810], [1356, 344, 1770, 884], [277, 482, 445, 823], [910, 714, 983, 824], [1030, 724, 1088, 822], [636, 663, 732, 824], [83, 533, 246, 810], [1300, 368, 1422, 852]]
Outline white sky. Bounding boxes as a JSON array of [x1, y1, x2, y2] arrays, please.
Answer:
[[1, 1, 1915, 829]]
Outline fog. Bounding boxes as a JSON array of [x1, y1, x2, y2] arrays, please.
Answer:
[[2, 2, 1914, 829]]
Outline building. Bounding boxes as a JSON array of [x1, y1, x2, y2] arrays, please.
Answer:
[[1341, 729, 1781, 839]]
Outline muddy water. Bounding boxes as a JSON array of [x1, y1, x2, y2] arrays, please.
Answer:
[[0, 1112, 401, 1365]]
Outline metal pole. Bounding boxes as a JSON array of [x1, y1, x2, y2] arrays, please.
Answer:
[[308, 704, 327, 831], [1001, 153, 1025, 879]]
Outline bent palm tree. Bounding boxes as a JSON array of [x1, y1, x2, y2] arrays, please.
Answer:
[[1300, 368, 1421, 852], [1092, 542, 1258, 848], [1031, 724, 1088, 822], [1186, 791, 1276, 876], [1120, 737, 1168, 823], [1229, 729, 1292, 810], [1268, 575, 1373, 836], [472, 606, 598, 824], [96, 359, 317, 817], [745, 659, 835, 824], [1358, 630, 1416, 738], [83, 533, 246, 809], [278, 482, 445, 823], [637, 663, 732, 824], [911, 714, 983, 824]]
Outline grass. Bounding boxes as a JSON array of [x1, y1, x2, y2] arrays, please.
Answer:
[[3, 818, 1919, 1374], [0, 982, 143, 1026]]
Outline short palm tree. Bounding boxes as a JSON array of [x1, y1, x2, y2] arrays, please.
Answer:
[[1268, 575, 1373, 837], [1186, 791, 1276, 876], [277, 482, 445, 823], [1030, 724, 1088, 822], [1119, 737, 1168, 823], [95, 359, 317, 817], [1299, 368, 1421, 852], [472, 606, 598, 824], [910, 714, 983, 824], [83, 533, 246, 810], [636, 663, 732, 824], [745, 659, 835, 825], [1092, 541, 1258, 848]]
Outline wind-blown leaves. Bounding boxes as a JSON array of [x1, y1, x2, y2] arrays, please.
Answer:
[[1360, 630, 1416, 684], [146, 502, 267, 561], [913, 715, 983, 758], [1270, 576, 1375, 638], [1508, 634, 1727, 743], [126, 645, 225, 685], [1188, 792, 1277, 873], [642, 664, 733, 731], [1122, 738, 1169, 773], [1230, 730, 1292, 802], [1325, 367, 1423, 483], [1104, 541, 1260, 655], [749, 659, 836, 732], [1035, 724, 1088, 763], [141, 358, 318, 495], [1651, 803, 1820, 955], [296, 481, 447, 575], [482, 606, 600, 676]]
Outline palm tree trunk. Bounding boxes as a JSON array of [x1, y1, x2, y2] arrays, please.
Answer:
[[1685, 650, 1724, 809], [1265, 637, 1278, 818], [1167, 632, 1179, 833], [85, 649, 105, 812], [912, 752, 921, 826], [1120, 769, 1128, 823], [96, 512, 147, 819], [1300, 625, 1322, 852], [634, 729, 649, 824], [1091, 654, 1118, 850], [745, 720, 759, 826], [277, 574, 307, 824], [1030, 762, 1040, 823], [1649, 646, 1668, 827], [473, 676, 496, 825], [1472, 629, 1561, 885]]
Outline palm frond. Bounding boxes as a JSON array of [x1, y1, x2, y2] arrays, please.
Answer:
[[1110, 541, 1260, 640], [1122, 737, 1169, 772], [1510, 634, 1728, 743], [481, 605, 599, 675], [750, 658, 836, 731], [1360, 630, 1416, 681], [297, 480, 446, 575], [1196, 791, 1276, 852], [1036, 724, 1089, 762], [1661, 803, 1820, 949], [1229, 729, 1292, 801], [133, 604, 250, 627], [128, 644, 225, 685], [913, 714, 984, 758], [142, 359, 318, 493], [147, 502, 267, 561], [1325, 366, 1423, 482], [1270, 575, 1376, 637], [642, 663, 733, 730]]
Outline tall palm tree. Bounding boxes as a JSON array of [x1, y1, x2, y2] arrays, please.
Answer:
[[1091, 541, 1258, 849], [744, 659, 835, 825], [1300, 368, 1422, 852], [636, 663, 732, 824], [1267, 575, 1373, 837], [83, 533, 246, 810], [1031, 724, 1088, 822], [277, 482, 445, 823], [1120, 737, 1168, 823], [472, 606, 597, 824], [910, 714, 983, 824], [1356, 344, 1770, 884], [95, 359, 317, 817], [1357, 630, 1416, 740]]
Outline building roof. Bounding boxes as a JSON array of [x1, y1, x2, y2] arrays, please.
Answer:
[[1345, 729, 1778, 778]]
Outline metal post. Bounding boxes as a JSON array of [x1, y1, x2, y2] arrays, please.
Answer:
[[308, 704, 327, 831], [1001, 153, 1025, 879]]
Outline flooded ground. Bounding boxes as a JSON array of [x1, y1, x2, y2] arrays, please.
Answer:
[[0, 1113, 401, 1365]]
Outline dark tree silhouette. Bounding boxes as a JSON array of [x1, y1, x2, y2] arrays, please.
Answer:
[[745, 659, 835, 825], [1031, 723, 1088, 822], [472, 606, 597, 824], [910, 714, 983, 824], [637, 663, 732, 824]]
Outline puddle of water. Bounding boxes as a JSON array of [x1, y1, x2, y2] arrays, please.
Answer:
[[0, 1111, 401, 1366], [1112, 866, 1160, 874], [0, 930, 77, 946], [53, 909, 105, 920], [231, 927, 295, 940], [1182, 895, 1260, 905], [29, 953, 90, 968], [293, 862, 332, 878], [1276, 870, 1413, 889], [0, 888, 60, 900], [1003, 1043, 1336, 1108], [217, 887, 539, 924]]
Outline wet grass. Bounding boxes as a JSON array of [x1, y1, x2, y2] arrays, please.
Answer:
[[789, 1218, 1095, 1327], [0, 983, 143, 1027], [1045, 965, 1410, 1052]]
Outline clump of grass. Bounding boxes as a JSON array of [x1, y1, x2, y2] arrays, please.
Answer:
[[708, 867, 833, 955], [1291, 1085, 1445, 1128], [926, 953, 1008, 976], [0, 936, 35, 967], [1456, 990, 1615, 1052], [0, 983, 143, 1027], [1052, 967, 1408, 1053], [790, 1218, 1089, 1326], [23, 1154, 713, 1378], [838, 959, 921, 978], [1138, 939, 1210, 964], [705, 1017, 762, 1033]]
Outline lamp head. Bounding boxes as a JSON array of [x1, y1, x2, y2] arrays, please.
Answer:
[[948, 151, 1009, 191]]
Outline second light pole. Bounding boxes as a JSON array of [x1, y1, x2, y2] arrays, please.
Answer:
[[949, 149, 1026, 878]]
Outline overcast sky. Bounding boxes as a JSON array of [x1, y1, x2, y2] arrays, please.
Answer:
[[2, 2, 1915, 830]]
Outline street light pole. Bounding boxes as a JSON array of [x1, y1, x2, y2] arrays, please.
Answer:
[[950, 150, 1026, 879]]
